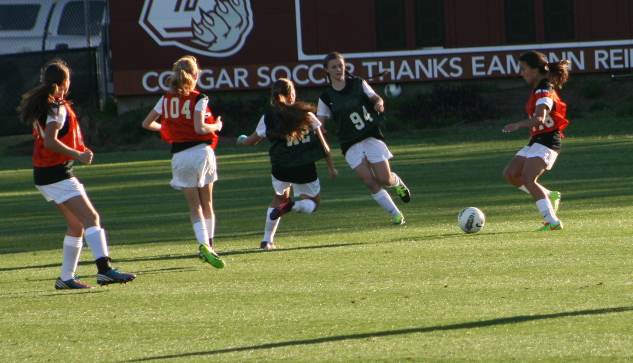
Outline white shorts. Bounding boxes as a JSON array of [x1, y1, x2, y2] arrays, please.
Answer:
[[170, 144, 218, 190], [516, 143, 559, 170], [272, 175, 321, 198], [345, 137, 393, 169], [36, 177, 86, 204]]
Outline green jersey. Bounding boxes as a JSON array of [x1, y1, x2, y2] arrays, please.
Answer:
[[321, 76, 385, 154], [263, 109, 327, 181]]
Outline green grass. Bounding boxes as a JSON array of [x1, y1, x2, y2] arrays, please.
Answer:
[[1, 118, 633, 362]]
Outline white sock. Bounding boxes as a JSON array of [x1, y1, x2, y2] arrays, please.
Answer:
[[192, 220, 209, 245], [518, 185, 530, 194], [292, 199, 317, 214], [264, 208, 280, 242], [61, 236, 83, 280], [372, 189, 400, 216], [205, 215, 215, 240], [536, 198, 558, 224], [389, 172, 402, 188], [84, 226, 109, 260]]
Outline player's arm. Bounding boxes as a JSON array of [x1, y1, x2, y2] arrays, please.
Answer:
[[502, 104, 550, 133], [193, 109, 223, 135], [363, 79, 385, 113], [141, 109, 161, 132], [316, 126, 338, 179], [237, 131, 263, 146], [44, 121, 93, 164]]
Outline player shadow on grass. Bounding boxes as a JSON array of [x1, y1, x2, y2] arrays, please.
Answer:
[[128, 306, 633, 361]]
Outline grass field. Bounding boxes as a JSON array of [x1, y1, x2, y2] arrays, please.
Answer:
[[1, 118, 633, 362]]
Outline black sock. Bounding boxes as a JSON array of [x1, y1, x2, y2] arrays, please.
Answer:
[[95, 257, 112, 274]]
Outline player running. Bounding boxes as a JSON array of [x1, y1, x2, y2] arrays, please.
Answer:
[[316, 52, 410, 225], [18, 59, 136, 289], [141, 55, 225, 267], [502, 50, 571, 231], [237, 78, 338, 249]]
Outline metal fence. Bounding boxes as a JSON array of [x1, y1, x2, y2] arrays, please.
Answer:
[[0, 0, 109, 136]]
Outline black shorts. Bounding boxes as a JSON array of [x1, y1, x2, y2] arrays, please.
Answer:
[[527, 130, 562, 152], [34, 161, 74, 186], [271, 162, 317, 184]]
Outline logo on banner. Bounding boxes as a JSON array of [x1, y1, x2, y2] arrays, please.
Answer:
[[139, 0, 253, 58]]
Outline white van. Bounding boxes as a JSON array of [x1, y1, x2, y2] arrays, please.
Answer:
[[0, 0, 107, 55]]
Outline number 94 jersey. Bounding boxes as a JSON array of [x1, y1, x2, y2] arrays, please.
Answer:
[[526, 79, 569, 137]]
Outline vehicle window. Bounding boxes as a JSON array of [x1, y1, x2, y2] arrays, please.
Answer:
[[0, 5, 41, 30], [57, 1, 105, 36]]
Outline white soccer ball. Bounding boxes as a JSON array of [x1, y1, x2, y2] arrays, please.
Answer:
[[458, 207, 486, 233], [384, 83, 402, 98]]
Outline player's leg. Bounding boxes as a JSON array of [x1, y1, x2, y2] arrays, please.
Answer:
[[263, 186, 290, 249], [183, 186, 225, 268], [53, 202, 92, 289], [503, 154, 527, 188], [62, 194, 137, 284], [522, 157, 562, 230], [354, 159, 404, 224], [289, 180, 321, 214], [371, 159, 410, 203], [198, 182, 216, 248]]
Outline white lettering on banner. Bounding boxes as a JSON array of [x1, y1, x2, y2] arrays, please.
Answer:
[[397, 61, 414, 80], [415, 59, 433, 78], [594, 49, 633, 69], [487, 56, 505, 75], [472, 56, 486, 76], [507, 54, 521, 74], [257, 63, 329, 87], [137, 49, 629, 93], [449, 58, 463, 77], [142, 71, 160, 92]]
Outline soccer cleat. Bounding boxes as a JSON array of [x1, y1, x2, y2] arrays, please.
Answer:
[[55, 277, 94, 290], [536, 221, 564, 231], [260, 241, 277, 250], [199, 244, 226, 269], [393, 213, 406, 225], [97, 268, 137, 286], [550, 191, 562, 213], [394, 182, 411, 203], [270, 198, 295, 220]]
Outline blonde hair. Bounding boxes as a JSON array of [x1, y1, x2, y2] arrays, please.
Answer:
[[167, 55, 199, 97]]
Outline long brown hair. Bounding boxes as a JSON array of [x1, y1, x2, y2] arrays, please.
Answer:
[[519, 50, 571, 88], [167, 55, 199, 97], [269, 78, 316, 142], [18, 59, 71, 126]]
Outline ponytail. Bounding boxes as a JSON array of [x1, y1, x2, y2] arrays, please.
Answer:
[[519, 50, 571, 89], [167, 55, 199, 97], [18, 59, 70, 126]]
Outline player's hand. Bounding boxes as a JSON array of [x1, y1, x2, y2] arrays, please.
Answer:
[[214, 116, 223, 131], [329, 168, 339, 179], [374, 102, 384, 112], [237, 135, 247, 145], [78, 149, 93, 164], [502, 123, 519, 133]]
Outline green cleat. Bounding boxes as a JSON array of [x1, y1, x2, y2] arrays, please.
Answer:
[[199, 244, 226, 269], [550, 191, 562, 213], [393, 213, 406, 225], [394, 183, 411, 203], [536, 222, 564, 231]]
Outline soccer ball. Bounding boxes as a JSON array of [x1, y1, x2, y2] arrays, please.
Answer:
[[457, 207, 485, 233], [384, 83, 402, 98]]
